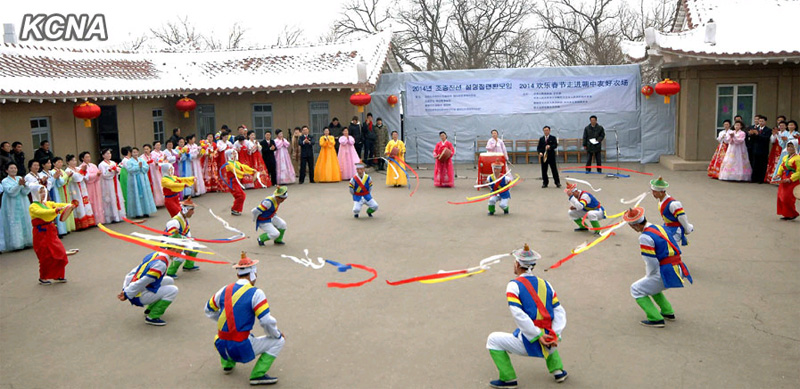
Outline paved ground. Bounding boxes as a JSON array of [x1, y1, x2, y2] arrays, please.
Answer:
[[1, 163, 798, 389]]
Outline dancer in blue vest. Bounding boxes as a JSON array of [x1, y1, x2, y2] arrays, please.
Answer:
[[165, 198, 200, 277], [565, 182, 605, 233], [486, 244, 568, 388], [623, 207, 693, 328], [118, 249, 180, 326], [487, 162, 511, 216], [349, 162, 378, 218], [205, 252, 285, 385], [650, 176, 694, 246], [252, 186, 288, 246]]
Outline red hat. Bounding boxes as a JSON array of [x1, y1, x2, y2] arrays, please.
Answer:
[[623, 207, 646, 224], [233, 251, 259, 269], [564, 182, 578, 194], [180, 197, 196, 209]]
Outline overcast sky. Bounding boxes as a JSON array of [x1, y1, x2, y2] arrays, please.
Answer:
[[2, 0, 351, 49]]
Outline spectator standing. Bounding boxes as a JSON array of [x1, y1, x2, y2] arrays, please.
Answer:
[[329, 118, 344, 152], [374, 118, 389, 171], [582, 115, 605, 173], [362, 113, 377, 166], [537, 126, 561, 188], [749, 115, 772, 183], [298, 126, 315, 184], [33, 140, 54, 165], [348, 116, 362, 161], [260, 131, 278, 186], [12, 142, 27, 176]]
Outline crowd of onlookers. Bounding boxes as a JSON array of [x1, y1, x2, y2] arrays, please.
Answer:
[[0, 113, 396, 253]]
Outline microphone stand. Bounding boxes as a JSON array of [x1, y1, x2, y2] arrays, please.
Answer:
[[453, 131, 458, 178], [606, 128, 620, 179]]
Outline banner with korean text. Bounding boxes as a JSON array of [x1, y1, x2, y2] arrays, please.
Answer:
[[405, 75, 637, 117]]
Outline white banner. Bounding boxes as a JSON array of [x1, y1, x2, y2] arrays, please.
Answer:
[[406, 75, 637, 117]]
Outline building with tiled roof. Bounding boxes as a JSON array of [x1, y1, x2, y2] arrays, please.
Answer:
[[0, 30, 396, 160], [621, 0, 800, 169]]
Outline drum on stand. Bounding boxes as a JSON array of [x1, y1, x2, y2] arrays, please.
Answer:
[[477, 152, 506, 185]]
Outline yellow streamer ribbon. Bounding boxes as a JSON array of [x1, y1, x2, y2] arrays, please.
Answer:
[[419, 269, 486, 284], [97, 223, 215, 254], [466, 174, 520, 201]]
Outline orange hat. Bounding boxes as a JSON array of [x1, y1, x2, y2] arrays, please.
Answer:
[[564, 182, 578, 194], [233, 251, 259, 269], [623, 207, 646, 224], [180, 197, 196, 209]]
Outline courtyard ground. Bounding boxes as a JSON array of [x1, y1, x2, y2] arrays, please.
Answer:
[[1, 162, 798, 389]]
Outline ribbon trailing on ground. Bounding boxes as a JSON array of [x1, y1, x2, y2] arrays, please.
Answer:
[[97, 223, 230, 265], [123, 215, 246, 243], [447, 175, 522, 205], [326, 262, 378, 289], [280, 251, 376, 288], [388, 156, 420, 197], [386, 254, 509, 285], [561, 170, 630, 178], [474, 170, 512, 188], [563, 166, 653, 176], [565, 177, 601, 192]]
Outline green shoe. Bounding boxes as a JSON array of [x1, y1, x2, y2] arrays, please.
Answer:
[[275, 229, 286, 245]]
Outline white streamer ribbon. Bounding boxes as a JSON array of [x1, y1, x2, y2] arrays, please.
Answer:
[[565, 177, 602, 192], [208, 209, 246, 240], [130, 232, 208, 250], [474, 170, 512, 188], [281, 249, 326, 269]]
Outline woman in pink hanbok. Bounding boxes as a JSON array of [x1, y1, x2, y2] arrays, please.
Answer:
[[274, 129, 295, 185], [433, 131, 455, 187], [143, 143, 165, 206], [719, 121, 753, 182], [79, 151, 105, 224], [98, 149, 126, 223], [188, 135, 206, 195], [337, 127, 360, 180], [707, 120, 731, 179]]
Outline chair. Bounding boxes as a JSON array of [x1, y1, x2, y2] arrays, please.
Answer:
[[510, 140, 529, 164], [474, 139, 488, 166], [523, 140, 539, 164], [562, 139, 582, 163]]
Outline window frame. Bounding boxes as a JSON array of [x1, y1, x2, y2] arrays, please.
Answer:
[[152, 108, 165, 143], [715, 84, 757, 132], [251, 103, 274, 140], [30, 116, 52, 153]]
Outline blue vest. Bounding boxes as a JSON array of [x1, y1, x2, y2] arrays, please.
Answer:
[[128, 252, 169, 306], [490, 174, 511, 199], [255, 196, 278, 228], [510, 275, 559, 357], [642, 225, 692, 289], [351, 174, 373, 201], [215, 283, 259, 363]]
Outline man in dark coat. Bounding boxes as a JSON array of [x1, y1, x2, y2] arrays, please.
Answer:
[[749, 115, 772, 183], [582, 115, 605, 173], [33, 140, 55, 165], [347, 116, 362, 161], [537, 126, 561, 188], [362, 113, 377, 166], [329, 118, 344, 153], [11, 142, 26, 176], [260, 130, 277, 185], [298, 126, 315, 184]]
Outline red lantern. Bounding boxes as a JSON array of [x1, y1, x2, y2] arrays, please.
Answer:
[[349, 92, 371, 113], [176, 97, 197, 118], [72, 101, 101, 128], [654, 79, 680, 104], [387, 94, 398, 108], [641, 85, 654, 99]]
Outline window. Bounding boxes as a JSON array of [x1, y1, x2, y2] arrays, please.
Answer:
[[252, 104, 273, 139], [716, 85, 756, 132], [30, 117, 51, 152], [308, 101, 329, 140], [152, 109, 165, 143], [196, 104, 216, 138]]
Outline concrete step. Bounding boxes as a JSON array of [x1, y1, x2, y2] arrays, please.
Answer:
[[659, 155, 709, 171]]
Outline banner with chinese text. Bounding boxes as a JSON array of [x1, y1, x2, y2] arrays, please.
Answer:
[[405, 75, 637, 117]]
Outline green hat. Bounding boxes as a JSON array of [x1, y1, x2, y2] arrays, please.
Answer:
[[274, 186, 288, 198], [650, 176, 669, 191]]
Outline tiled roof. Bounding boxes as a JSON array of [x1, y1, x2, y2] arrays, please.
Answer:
[[622, 0, 800, 61], [0, 30, 393, 100]]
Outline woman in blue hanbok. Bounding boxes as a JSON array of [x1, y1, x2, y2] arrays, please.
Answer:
[[177, 138, 194, 197], [124, 147, 158, 218], [1, 162, 33, 251]]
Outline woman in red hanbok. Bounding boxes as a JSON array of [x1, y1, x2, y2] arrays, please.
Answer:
[[234, 135, 255, 189], [433, 131, 455, 187], [201, 133, 222, 192], [707, 120, 731, 179], [765, 121, 787, 183], [247, 130, 272, 188]]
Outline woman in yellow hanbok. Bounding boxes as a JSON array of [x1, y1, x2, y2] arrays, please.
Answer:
[[384, 131, 408, 187], [314, 128, 342, 182]]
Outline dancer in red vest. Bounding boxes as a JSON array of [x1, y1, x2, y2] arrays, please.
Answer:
[[223, 149, 255, 216], [160, 163, 194, 217]]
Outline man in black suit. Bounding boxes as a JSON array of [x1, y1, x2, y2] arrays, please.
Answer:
[[537, 126, 561, 188], [298, 126, 315, 184], [260, 130, 277, 185], [749, 115, 772, 183]]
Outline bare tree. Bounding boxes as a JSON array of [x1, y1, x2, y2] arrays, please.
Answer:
[[150, 16, 204, 49], [205, 22, 247, 50], [334, 0, 393, 38], [275, 25, 305, 46], [121, 34, 149, 51], [395, 0, 450, 70]]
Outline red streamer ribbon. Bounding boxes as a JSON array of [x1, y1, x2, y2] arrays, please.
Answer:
[[326, 263, 378, 289], [385, 270, 468, 286], [123, 217, 246, 243], [393, 158, 420, 197], [98, 224, 230, 265], [546, 232, 616, 270], [580, 214, 621, 231]]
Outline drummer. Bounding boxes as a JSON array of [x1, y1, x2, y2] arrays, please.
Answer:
[[486, 130, 509, 162]]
